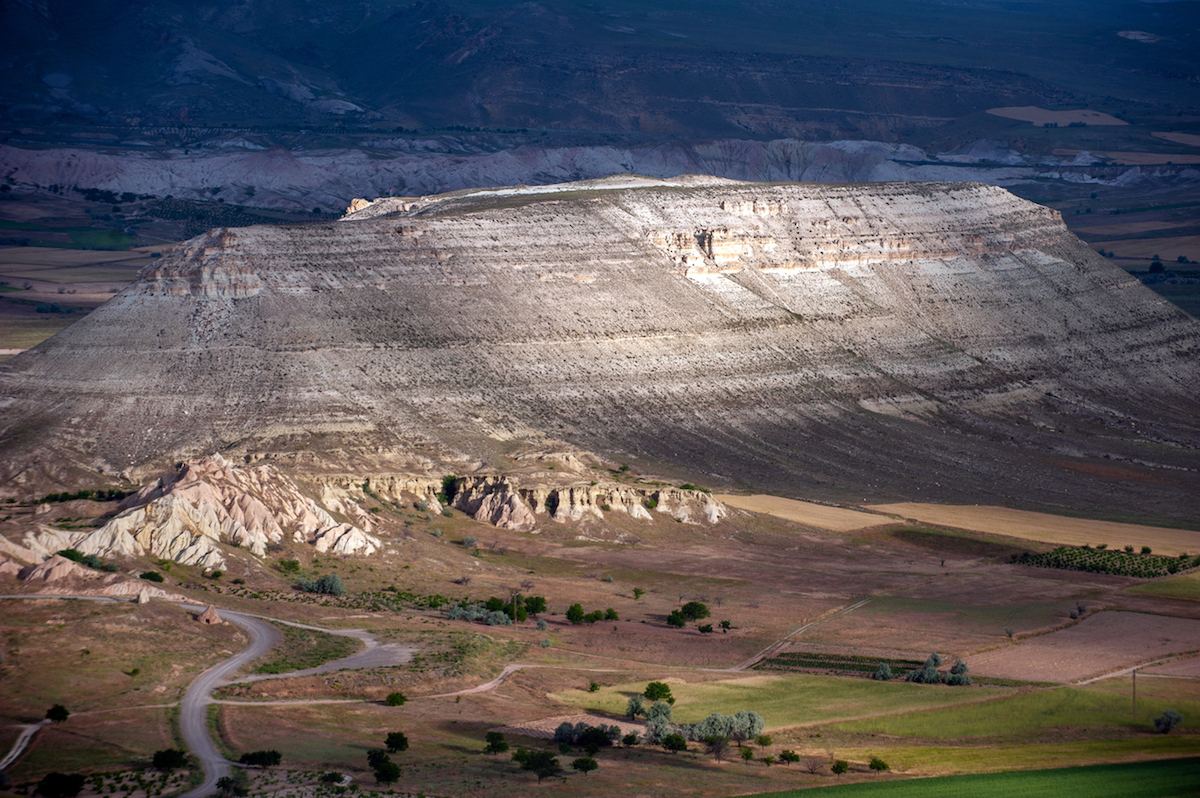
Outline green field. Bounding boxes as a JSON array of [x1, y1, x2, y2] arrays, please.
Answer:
[[751, 757, 1200, 798], [833, 679, 1200, 740], [1128, 573, 1200, 602], [245, 623, 363, 675], [551, 674, 1009, 729]]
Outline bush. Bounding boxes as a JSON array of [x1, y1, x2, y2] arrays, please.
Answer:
[[239, 750, 281, 767], [139, 571, 164, 583], [626, 695, 646, 718], [45, 704, 69, 723], [832, 759, 849, 775], [870, 756, 890, 771], [566, 603, 585, 624], [779, 749, 800, 765], [385, 692, 407, 707], [680, 601, 710, 621], [604, 607, 619, 621], [296, 574, 345, 595], [36, 772, 86, 798], [536, 618, 548, 631], [872, 662, 892, 680], [666, 610, 686, 628], [484, 731, 509, 754], [1155, 709, 1183, 734], [278, 559, 301, 574], [661, 733, 688, 752], [698, 624, 713, 633], [462, 536, 477, 548], [644, 682, 674, 702], [540, 638, 552, 647], [56, 549, 84, 562], [520, 750, 562, 783], [945, 659, 971, 686], [622, 733, 639, 746], [572, 757, 598, 775], [385, 732, 409, 752], [152, 748, 189, 770], [1142, 546, 1153, 555]]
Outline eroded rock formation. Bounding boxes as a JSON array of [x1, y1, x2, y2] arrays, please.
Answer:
[[2, 176, 1198, 519]]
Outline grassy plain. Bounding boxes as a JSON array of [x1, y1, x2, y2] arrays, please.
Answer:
[[1126, 572, 1200, 602], [867, 503, 1200, 556], [986, 107, 1127, 126]]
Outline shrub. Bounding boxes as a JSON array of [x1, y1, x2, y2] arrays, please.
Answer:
[[238, 750, 281, 767], [462, 535, 477, 548], [571, 757, 598, 775], [666, 610, 686, 628], [36, 772, 86, 798], [779, 750, 800, 765], [1124, 545, 1135, 553], [680, 601, 710, 621], [945, 659, 972, 686], [278, 559, 301, 574], [626, 695, 646, 718], [139, 571, 164, 583], [566, 603, 585, 624], [46, 704, 69, 723], [644, 682, 674, 702], [604, 607, 619, 621], [536, 618, 548, 631], [540, 638, 552, 647], [698, 623, 713, 633], [152, 749, 189, 770], [633, 587, 645, 600], [296, 574, 345, 595], [869, 756, 890, 771], [622, 733, 640, 746], [661, 733, 688, 753], [56, 548, 84, 562], [386, 692, 407, 707], [484, 731, 509, 754], [740, 746, 755, 762], [1154, 709, 1183, 734], [872, 662, 892, 680], [1142, 546, 1153, 555]]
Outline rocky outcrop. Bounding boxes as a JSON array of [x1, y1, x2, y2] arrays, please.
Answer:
[[452, 476, 723, 529], [19, 554, 98, 583], [25, 455, 378, 567]]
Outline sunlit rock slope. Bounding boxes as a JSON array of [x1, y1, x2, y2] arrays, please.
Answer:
[[2, 176, 1198, 520]]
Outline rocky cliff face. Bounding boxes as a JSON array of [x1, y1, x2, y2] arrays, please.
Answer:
[[1, 176, 1198, 520]]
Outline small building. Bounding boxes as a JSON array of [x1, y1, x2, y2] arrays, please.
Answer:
[[198, 605, 221, 625]]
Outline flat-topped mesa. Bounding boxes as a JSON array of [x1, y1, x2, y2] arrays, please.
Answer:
[[1, 177, 1197, 518]]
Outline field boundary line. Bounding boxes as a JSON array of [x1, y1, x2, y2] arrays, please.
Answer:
[[732, 598, 872, 671]]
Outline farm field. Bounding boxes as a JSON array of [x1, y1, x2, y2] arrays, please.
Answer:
[[752, 757, 1200, 798], [1153, 132, 1200, 148], [986, 107, 1127, 126], [1127, 572, 1200, 602], [965, 611, 1200, 683], [1051, 149, 1200, 165], [716, 494, 888, 532], [866, 503, 1200, 557], [550, 674, 1010, 730]]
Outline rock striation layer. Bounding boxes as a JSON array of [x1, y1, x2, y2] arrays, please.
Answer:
[[1, 176, 1198, 519]]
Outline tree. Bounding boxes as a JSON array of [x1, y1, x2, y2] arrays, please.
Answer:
[[666, 610, 686, 628], [297, 574, 345, 595], [646, 701, 673, 725], [945, 659, 971, 686], [644, 682, 674, 703], [566, 603, 585, 624], [740, 746, 755, 763], [625, 694, 646, 718], [524, 596, 547, 616], [484, 731, 509, 754], [623, 733, 640, 746], [680, 601, 710, 621], [216, 773, 248, 797], [661, 734, 688, 753], [870, 756, 890, 771], [152, 749, 189, 770], [37, 772, 86, 798], [906, 653, 944, 684], [386, 691, 407, 707], [46, 704, 69, 723], [1155, 709, 1183, 734], [728, 710, 765, 744], [238, 750, 281, 767], [571, 757, 599, 775], [704, 734, 729, 762], [762, 755, 775, 766], [374, 760, 401, 785], [385, 732, 409, 753], [604, 608, 619, 621], [521, 750, 562, 783], [832, 759, 849, 775], [872, 662, 892, 681], [779, 750, 800, 765], [366, 749, 390, 770], [633, 588, 645, 600]]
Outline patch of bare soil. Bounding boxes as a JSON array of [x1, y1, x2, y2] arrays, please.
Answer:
[[715, 494, 887, 532], [967, 611, 1200, 683], [1052, 149, 1200, 165]]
